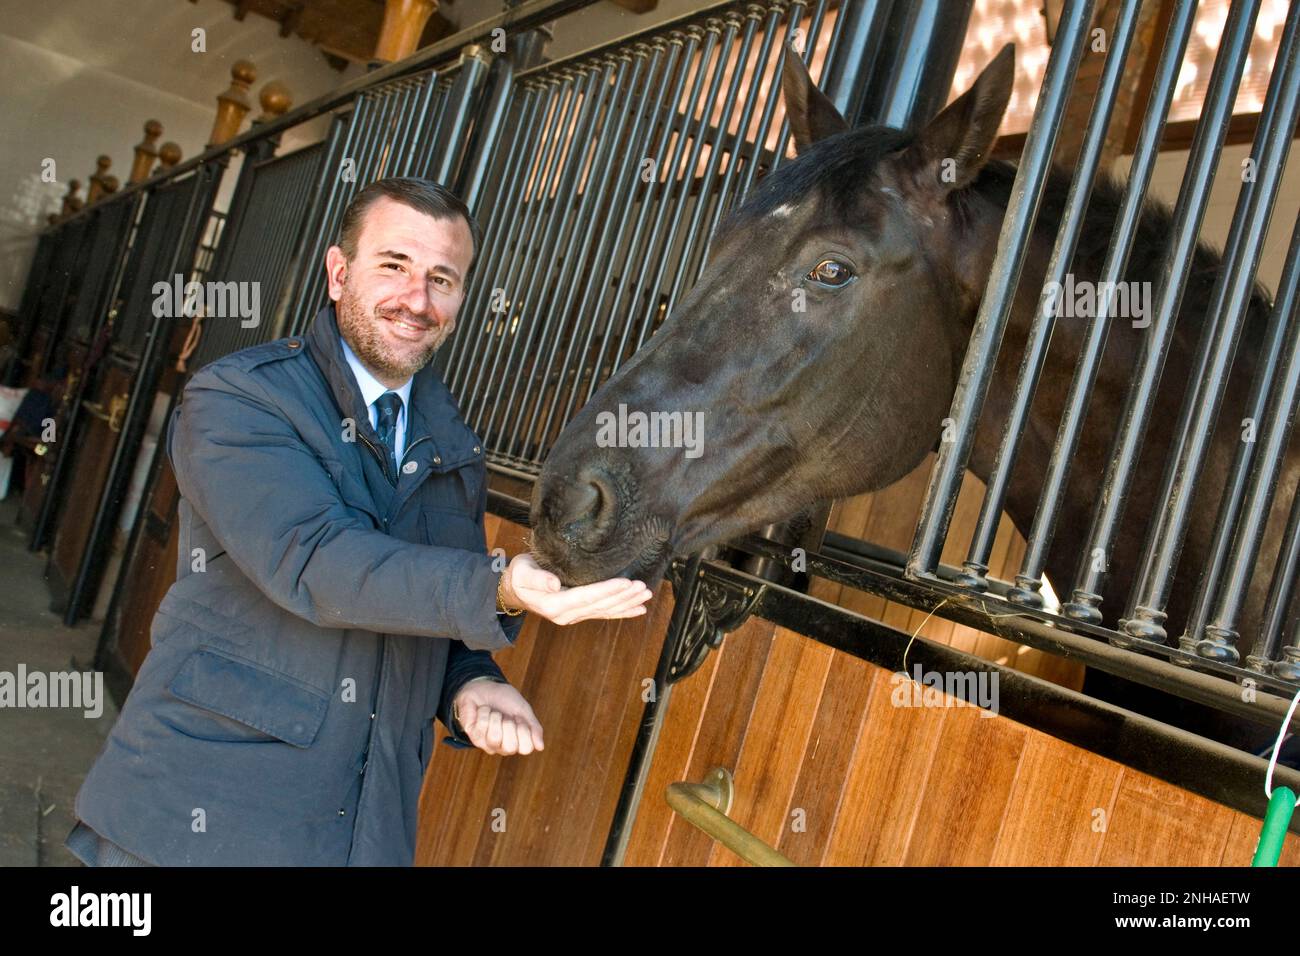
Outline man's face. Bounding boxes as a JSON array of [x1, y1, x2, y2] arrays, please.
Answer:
[[325, 196, 475, 387]]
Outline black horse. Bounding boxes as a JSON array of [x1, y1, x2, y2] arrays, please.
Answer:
[[531, 44, 1288, 743]]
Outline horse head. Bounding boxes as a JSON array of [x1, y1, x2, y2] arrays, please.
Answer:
[[532, 44, 1016, 587]]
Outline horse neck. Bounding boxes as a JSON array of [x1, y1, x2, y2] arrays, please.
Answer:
[[961, 175, 1279, 624]]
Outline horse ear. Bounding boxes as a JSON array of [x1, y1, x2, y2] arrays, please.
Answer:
[[909, 43, 1014, 192], [781, 46, 848, 152]]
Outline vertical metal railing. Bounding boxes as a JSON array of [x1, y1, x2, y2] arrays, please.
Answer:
[[442, 0, 865, 474], [906, 0, 1099, 581], [62, 159, 226, 623], [188, 141, 326, 369]]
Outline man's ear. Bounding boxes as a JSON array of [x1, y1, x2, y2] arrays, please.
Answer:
[[781, 45, 849, 153], [325, 245, 348, 301], [903, 43, 1014, 193]]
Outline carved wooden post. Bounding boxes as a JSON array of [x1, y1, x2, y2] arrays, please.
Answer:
[[129, 120, 163, 183], [253, 80, 293, 124], [155, 142, 183, 175], [85, 156, 112, 202], [60, 180, 84, 218], [373, 0, 438, 62], [207, 59, 257, 147]]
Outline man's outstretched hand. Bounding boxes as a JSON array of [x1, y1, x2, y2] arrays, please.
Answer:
[[500, 552, 652, 626]]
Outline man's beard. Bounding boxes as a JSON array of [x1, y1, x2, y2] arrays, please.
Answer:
[[335, 275, 452, 381]]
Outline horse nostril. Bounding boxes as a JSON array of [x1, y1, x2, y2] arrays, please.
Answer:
[[569, 481, 599, 519], [557, 465, 619, 550]]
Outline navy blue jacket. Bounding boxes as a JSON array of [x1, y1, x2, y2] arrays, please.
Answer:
[[72, 303, 523, 865]]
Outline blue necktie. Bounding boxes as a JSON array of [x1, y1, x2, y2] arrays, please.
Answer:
[[373, 392, 403, 477]]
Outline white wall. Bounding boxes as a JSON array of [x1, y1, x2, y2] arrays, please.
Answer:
[[0, 0, 363, 312]]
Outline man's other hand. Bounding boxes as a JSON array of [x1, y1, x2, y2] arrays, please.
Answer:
[[454, 678, 544, 755], [501, 553, 652, 625]]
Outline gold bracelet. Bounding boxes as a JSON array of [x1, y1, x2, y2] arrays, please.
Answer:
[[496, 576, 524, 616]]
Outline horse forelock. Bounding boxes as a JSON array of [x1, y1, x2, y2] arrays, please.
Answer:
[[712, 125, 916, 244]]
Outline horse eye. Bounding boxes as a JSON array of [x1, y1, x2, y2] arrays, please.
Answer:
[[808, 258, 854, 287]]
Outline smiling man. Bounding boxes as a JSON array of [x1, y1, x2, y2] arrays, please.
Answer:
[[65, 177, 652, 867]]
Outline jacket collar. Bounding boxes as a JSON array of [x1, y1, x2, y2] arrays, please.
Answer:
[[304, 302, 481, 470]]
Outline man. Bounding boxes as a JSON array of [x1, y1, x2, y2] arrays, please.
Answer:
[[64, 177, 652, 866]]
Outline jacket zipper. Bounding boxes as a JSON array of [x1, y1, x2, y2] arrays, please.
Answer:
[[354, 431, 392, 784], [357, 432, 393, 485], [354, 433, 433, 784]]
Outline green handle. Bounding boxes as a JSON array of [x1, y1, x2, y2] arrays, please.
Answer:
[[1252, 786, 1296, 867]]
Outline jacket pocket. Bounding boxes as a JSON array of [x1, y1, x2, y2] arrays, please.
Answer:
[[167, 646, 329, 748]]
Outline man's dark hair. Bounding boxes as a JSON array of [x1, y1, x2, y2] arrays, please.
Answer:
[[335, 177, 482, 280]]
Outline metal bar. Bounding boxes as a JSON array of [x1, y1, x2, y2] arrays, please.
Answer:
[[1065, 0, 1263, 625], [498, 50, 645, 459], [271, 113, 351, 337], [288, 94, 380, 335], [395, 75, 438, 178], [443, 82, 542, 389], [444, 85, 544, 391], [416, 77, 454, 176], [1011, 0, 1198, 616], [458, 55, 517, 208], [740, 530, 1300, 715], [691, 5, 781, 264], [1122, 0, 1296, 649], [871, 0, 975, 130], [509, 41, 668, 460], [968, 0, 1144, 598], [601, 553, 703, 866], [767, 0, 829, 176], [430, 50, 492, 184], [462, 74, 576, 407], [1204, 209, 1300, 670], [358, 83, 400, 185], [463, 69, 586, 427], [531, 33, 689, 446], [283, 102, 366, 335], [577, 24, 719, 410], [660, 14, 744, 319], [908, 0, 1097, 579], [821, 0, 893, 128], [389, 76, 430, 179], [477, 60, 613, 447]]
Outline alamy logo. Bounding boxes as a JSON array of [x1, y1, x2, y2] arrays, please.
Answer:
[[1042, 274, 1152, 327], [50, 886, 151, 935], [0, 665, 102, 718], [152, 273, 260, 327], [595, 403, 704, 459], [890, 664, 999, 717]]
